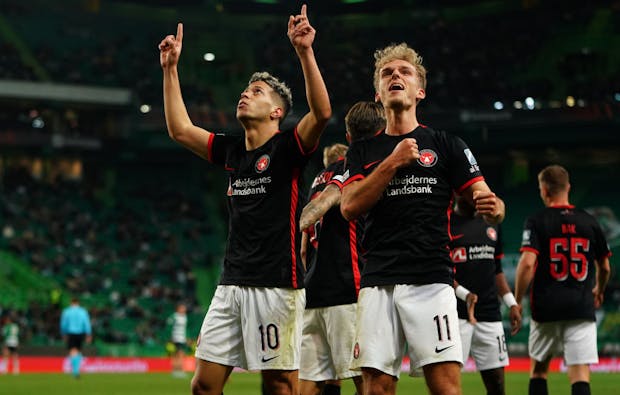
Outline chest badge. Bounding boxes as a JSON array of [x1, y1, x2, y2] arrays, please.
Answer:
[[255, 154, 270, 173], [486, 227, 497, 241], [417, 149, 438, 167]]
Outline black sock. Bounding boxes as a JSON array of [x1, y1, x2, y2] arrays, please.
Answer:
[[529, 378, 548, 395], [571, 381, 591, 395], [322, 383, 341, 395]]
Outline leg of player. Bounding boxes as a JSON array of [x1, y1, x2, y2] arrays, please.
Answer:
[[69, 347, 81, 378], [423, 361, 462, 395], [299, 378, 324, 395], [191, 360, 233, 395], [480, 367, 505, 395], [352, 376, 364, 395], [323, 379, 341, 395], [362, 367, 397, 395], [528, 357, 551, 395], [11, 350, 19, 374], [173, 345, 187, 377], [262, 369, 299, 395], [567, 364, 591, 395]]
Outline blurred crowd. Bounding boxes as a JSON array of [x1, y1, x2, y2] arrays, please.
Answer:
[[1, 1, 619, 138], [0, 164, 216, 347]]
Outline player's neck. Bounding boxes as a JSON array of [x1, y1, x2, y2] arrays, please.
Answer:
[[243, 122, 279, 150], [545, 195, 570, 207], [385, 108, 419, 136]]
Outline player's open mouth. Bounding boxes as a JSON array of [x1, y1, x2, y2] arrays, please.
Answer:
[[389, 83, 404, 91]]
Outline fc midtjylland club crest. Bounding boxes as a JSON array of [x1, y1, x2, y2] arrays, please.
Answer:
[[255, 154, 270, 173], [417, 149, 438, 167]]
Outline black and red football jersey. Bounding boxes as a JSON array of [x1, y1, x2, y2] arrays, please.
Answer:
[[304, 159, 363, 308], [520, 205, 611, 322], [343, 125, 484, 287], [450, 213, 504, 322], [207, 128, 313, 288]]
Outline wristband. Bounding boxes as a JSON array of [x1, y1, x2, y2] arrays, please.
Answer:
[[455, 285, 470, 302], [502, 292, 518, 308]]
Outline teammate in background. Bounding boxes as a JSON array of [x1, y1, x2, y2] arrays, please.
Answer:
[[1, 313, 20, 374], [340, 43, 505, 395], [299, 143, 347, 246], [450, 195, 521, 395], [514, 165, 611, 395], [298, 101, 386, 395], [168, 303, 189, 378], [159, 4, 331, 395], [60, 297, 92, 378]]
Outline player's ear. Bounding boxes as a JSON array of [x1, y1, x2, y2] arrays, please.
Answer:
[[270, 107, 283, 121], [417, 88, 426, 100]]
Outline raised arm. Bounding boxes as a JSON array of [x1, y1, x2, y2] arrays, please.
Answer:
[[159, 23, 212, 160], [341, 138, 418, 221], [287, 4, 331, 152], [461, 180, 505, 225]]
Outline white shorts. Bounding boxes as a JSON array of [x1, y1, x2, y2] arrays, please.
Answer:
[[300, 303, 361, 381], [195, 285, 305, 371], [529, 319, 598, 366], [350, 284, 463, 378], [459, 319, 509, 371]]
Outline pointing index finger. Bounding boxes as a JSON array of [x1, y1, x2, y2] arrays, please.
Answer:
[[176, 23, 183, 42], [301, 4, 307, 17]]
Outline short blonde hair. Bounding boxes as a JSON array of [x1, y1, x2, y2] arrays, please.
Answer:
[[323, 143, 348, 168], [373, 43, 427, 93]]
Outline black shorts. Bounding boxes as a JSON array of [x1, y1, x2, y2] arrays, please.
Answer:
[[173, 342, 187, 352], [5, 345, 18, 354], [66, 334, 86, 350]]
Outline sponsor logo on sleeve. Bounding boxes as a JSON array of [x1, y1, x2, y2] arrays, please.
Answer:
[[464, 149, 480, 173], [332, 174, 346, 184], [522, 229, 531, 244]]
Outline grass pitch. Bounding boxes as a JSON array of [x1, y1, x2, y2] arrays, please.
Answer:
[[1, 371, 618, 394]]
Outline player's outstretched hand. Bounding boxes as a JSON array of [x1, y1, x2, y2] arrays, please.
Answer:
[[159, 23, 183, 69], [288, 4, 315, 52]]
